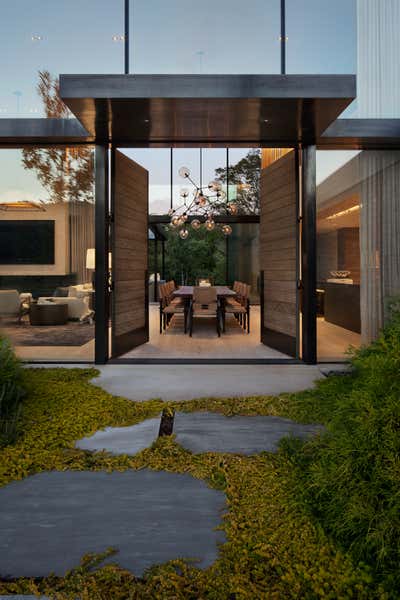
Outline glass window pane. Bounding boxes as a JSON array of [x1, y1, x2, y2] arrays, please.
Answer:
[[227, 223, 260, 303], [227, 148, 261, 214], [0, 1, 124, 117], [286, 0, 356, 75], [121, 148, 171, 215], [317, 149, 400, 360], [172, 149, 201, 209], [0, 147, 95, 362], [131, 0, 280, 74]]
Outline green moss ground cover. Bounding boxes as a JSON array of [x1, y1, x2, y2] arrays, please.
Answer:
[[0, 334, 25, 447], [0, 363, 393, 600]]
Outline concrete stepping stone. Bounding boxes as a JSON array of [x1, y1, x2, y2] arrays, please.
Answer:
[[0, 470, 226, 578], [174, 412, 323, 455], [76, 417, 160, 455]]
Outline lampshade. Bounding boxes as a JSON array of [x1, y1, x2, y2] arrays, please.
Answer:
[[86, 248, 95, 270], [86, 248, 112, 270]]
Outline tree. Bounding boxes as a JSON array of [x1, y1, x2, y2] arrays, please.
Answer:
[[21, 71, 94, 204], [163, 226, 226, 285], [214, 149, 261, 214]]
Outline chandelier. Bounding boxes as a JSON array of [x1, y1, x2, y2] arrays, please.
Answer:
[[168, 166, 238, 239]]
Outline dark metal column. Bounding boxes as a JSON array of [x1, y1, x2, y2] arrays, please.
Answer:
[[94, 145, 110, 364], [280, 0, 286, 75], [154, 237, 158, 302], [161, 240, 166, 280], [124, 0, 129, 74], [301, 145, 317, 364]]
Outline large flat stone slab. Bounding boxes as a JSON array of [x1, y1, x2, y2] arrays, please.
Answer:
[[174, 412, 323, 454], [0, 470, 225, 578], [76, 417, 160, 455], [90, 364, 324, 401]]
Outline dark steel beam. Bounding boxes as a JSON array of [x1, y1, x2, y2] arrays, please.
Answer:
[[301, 145, 317, 364], [149, 214, 260, 224], [0, 118, 92, 144], [59, 74, 355, 144], [318, 118, 400, 149], [94, 145, 110, 364]]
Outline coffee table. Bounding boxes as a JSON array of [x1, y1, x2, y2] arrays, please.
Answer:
[[30, 302, 68, 326]]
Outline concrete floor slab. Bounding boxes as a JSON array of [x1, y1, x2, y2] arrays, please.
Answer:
[[0, 470, 226, 578], [91, 364, 324, 401], [76, 417, 160, 455], [174, 411, 323, 455]]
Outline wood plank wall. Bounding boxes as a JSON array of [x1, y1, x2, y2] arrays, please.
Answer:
[[112, 150, 149, 355], [260, 150, 298, 353]]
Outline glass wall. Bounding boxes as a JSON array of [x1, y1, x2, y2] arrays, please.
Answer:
[[316, 150, 400, 361], [227, 223, 260, 303], [0, 147, 95, 361], [0, 1, 124, 117], [130, 0, 280, 74], [119, 148, 260, 216], [286, 0, 356, 75]]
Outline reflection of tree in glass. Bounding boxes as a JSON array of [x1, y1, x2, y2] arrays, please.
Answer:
[[214, 149, 261, 214], [21, 71, 94, 204]]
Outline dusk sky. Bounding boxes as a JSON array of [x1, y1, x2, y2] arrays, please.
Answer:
[[0, 0, 357, 210]]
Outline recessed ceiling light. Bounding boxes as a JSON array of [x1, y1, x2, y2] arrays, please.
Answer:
[[31, 35, 43, 41], [144, 119, 150, 123], [262, 119, 269, 123], [112, 34, 125, 42]]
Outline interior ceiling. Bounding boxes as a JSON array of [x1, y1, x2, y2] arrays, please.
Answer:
[[317, 193, 360, 233], [59, 74, 356, 144]]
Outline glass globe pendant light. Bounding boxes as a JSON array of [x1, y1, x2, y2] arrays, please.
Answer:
[[221, 224, 232, 236], [179, 228, 189, 239], [179, 166, 190, 178], [191, 219, 202, 230], [205, 219, 215, 231]]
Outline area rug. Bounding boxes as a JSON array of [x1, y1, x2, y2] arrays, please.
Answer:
[[1, 322, 94, 346]]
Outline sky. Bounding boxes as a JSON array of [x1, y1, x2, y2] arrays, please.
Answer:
[[0, 0, 358, 206]]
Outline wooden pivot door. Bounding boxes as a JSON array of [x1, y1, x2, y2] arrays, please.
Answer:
[[260, 149, 299, 357], [111, 150, 149, 357]]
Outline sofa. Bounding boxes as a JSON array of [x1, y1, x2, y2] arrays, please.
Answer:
[[38, 283, 94, 322]]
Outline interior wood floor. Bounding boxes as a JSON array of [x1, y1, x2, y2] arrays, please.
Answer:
[[123, 304, 288, 359], [317, 317, 361, 361], [10, 307, 360, 363]]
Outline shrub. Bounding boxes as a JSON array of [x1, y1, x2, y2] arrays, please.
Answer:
[[0, 334, 25, 446], [282, 311, 400, 593]]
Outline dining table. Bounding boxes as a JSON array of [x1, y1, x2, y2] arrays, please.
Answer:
[[172, 285, 237, 332], [173, 285, 237, 299]]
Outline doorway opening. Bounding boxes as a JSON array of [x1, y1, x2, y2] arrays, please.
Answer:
[[109, 146, 301, 363]]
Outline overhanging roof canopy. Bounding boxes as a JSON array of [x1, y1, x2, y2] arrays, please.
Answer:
[[59, 74, 356, 144]]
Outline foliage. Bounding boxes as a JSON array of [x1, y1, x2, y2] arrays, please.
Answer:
[[281, 312, 400, 595], [0, 334, 25, 447], [162, 225, 226, 285], [21, 71, 94, 205], [215, 149, 261, 214], [0, 368, 382, 599]]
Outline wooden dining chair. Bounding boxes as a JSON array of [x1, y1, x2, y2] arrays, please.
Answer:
[[225, 283, 251, 333], [189, 286, 222, 337], [159, 282, 186, 333]]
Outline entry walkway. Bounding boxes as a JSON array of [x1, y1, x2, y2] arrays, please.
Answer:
[[92, 364, 325, 401]]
